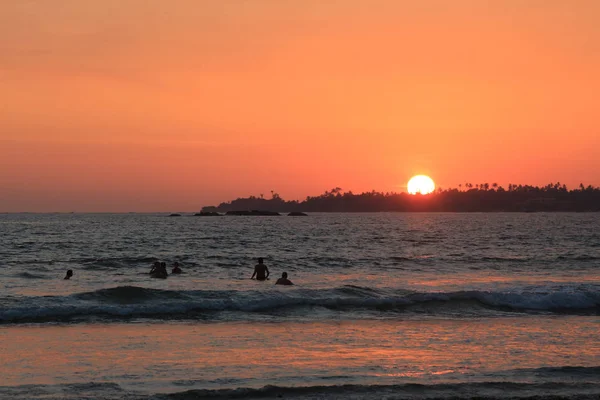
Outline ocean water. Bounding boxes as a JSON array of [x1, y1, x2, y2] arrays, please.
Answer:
[[0, 212, 598, 399]]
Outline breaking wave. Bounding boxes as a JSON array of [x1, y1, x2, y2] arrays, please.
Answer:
[[15, 272, 48, 279], [159, 381, 600, 400], [3, 376, 600, 400], [1, 283, 598, 324]]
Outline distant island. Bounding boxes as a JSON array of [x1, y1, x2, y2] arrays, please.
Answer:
[[201, 183, 600, 213]]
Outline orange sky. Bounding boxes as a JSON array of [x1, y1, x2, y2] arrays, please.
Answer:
[[1, 1, 599, 211]]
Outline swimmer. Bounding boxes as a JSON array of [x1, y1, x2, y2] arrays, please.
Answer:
[[275, 272, 293, 286], [159, 262, 168, 277], [251, 258, 270, 281], [149, 261, 160, 274], [64, 269, 73, 280], [150, 261, 168, 279], [171, 262, 182, 274]]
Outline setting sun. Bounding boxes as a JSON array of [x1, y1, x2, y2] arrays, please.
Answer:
[[407, 175, 435, 195]]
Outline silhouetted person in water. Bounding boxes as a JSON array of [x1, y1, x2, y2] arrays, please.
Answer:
[[275, 272, 293, 286], [150, 261, 168, 279], [64, 270, 73, 280], [251, 258, 270, 281], [149, 261, 160, 274], [171, 262, 182, 274]]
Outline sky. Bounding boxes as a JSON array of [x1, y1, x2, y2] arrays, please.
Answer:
[[1, 0, 599, 212]]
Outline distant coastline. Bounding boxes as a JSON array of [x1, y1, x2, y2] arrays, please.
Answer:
[[201, 183, 600, 213]]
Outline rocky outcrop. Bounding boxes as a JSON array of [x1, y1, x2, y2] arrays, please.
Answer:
[[225, 210, 281, 216], [193, 212, 221, 216], [288, 212, 308, 216]]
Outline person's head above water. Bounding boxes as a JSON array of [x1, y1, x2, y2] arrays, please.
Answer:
[[275, 271, 293, 285], [172, 262, 182, 273], [258, 257, 264, 264], [64, 269, 73, 280]]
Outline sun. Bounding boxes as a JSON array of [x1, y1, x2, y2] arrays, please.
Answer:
[[407, 175, 435, 195]]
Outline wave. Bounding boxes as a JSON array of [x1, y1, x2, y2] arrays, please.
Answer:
[[480, 256, 531, 262], [520, 366, 600, 377], [1, 284, 598, 324], [0, 382, 131, 400], [382, 254, 600, 265], [79, 256, 160, 269], [5, 256, 161, 269], [14, 272, 48, 279], [2, 378, 600, 400], [162, 382, 600, 400], [74, 286, 193, 302], [557, 255, 600, 261], [7, 253, 597, 272]]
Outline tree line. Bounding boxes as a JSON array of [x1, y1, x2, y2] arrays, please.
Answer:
[[201, 183, 600, 213]]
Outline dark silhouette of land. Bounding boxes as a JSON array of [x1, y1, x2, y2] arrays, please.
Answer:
[[201, 183, 600, 213]]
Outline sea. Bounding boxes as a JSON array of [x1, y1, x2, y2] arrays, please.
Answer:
[[0, 212, 598, 400]]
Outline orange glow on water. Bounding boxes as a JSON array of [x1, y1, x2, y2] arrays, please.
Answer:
[[1, 318, 598, 390]]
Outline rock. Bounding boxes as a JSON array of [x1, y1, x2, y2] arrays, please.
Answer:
[[225, 210, 281, 216], [193, 212, 221, 216], [288, 212, 308, 216], [169, 213, 182, 217]]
